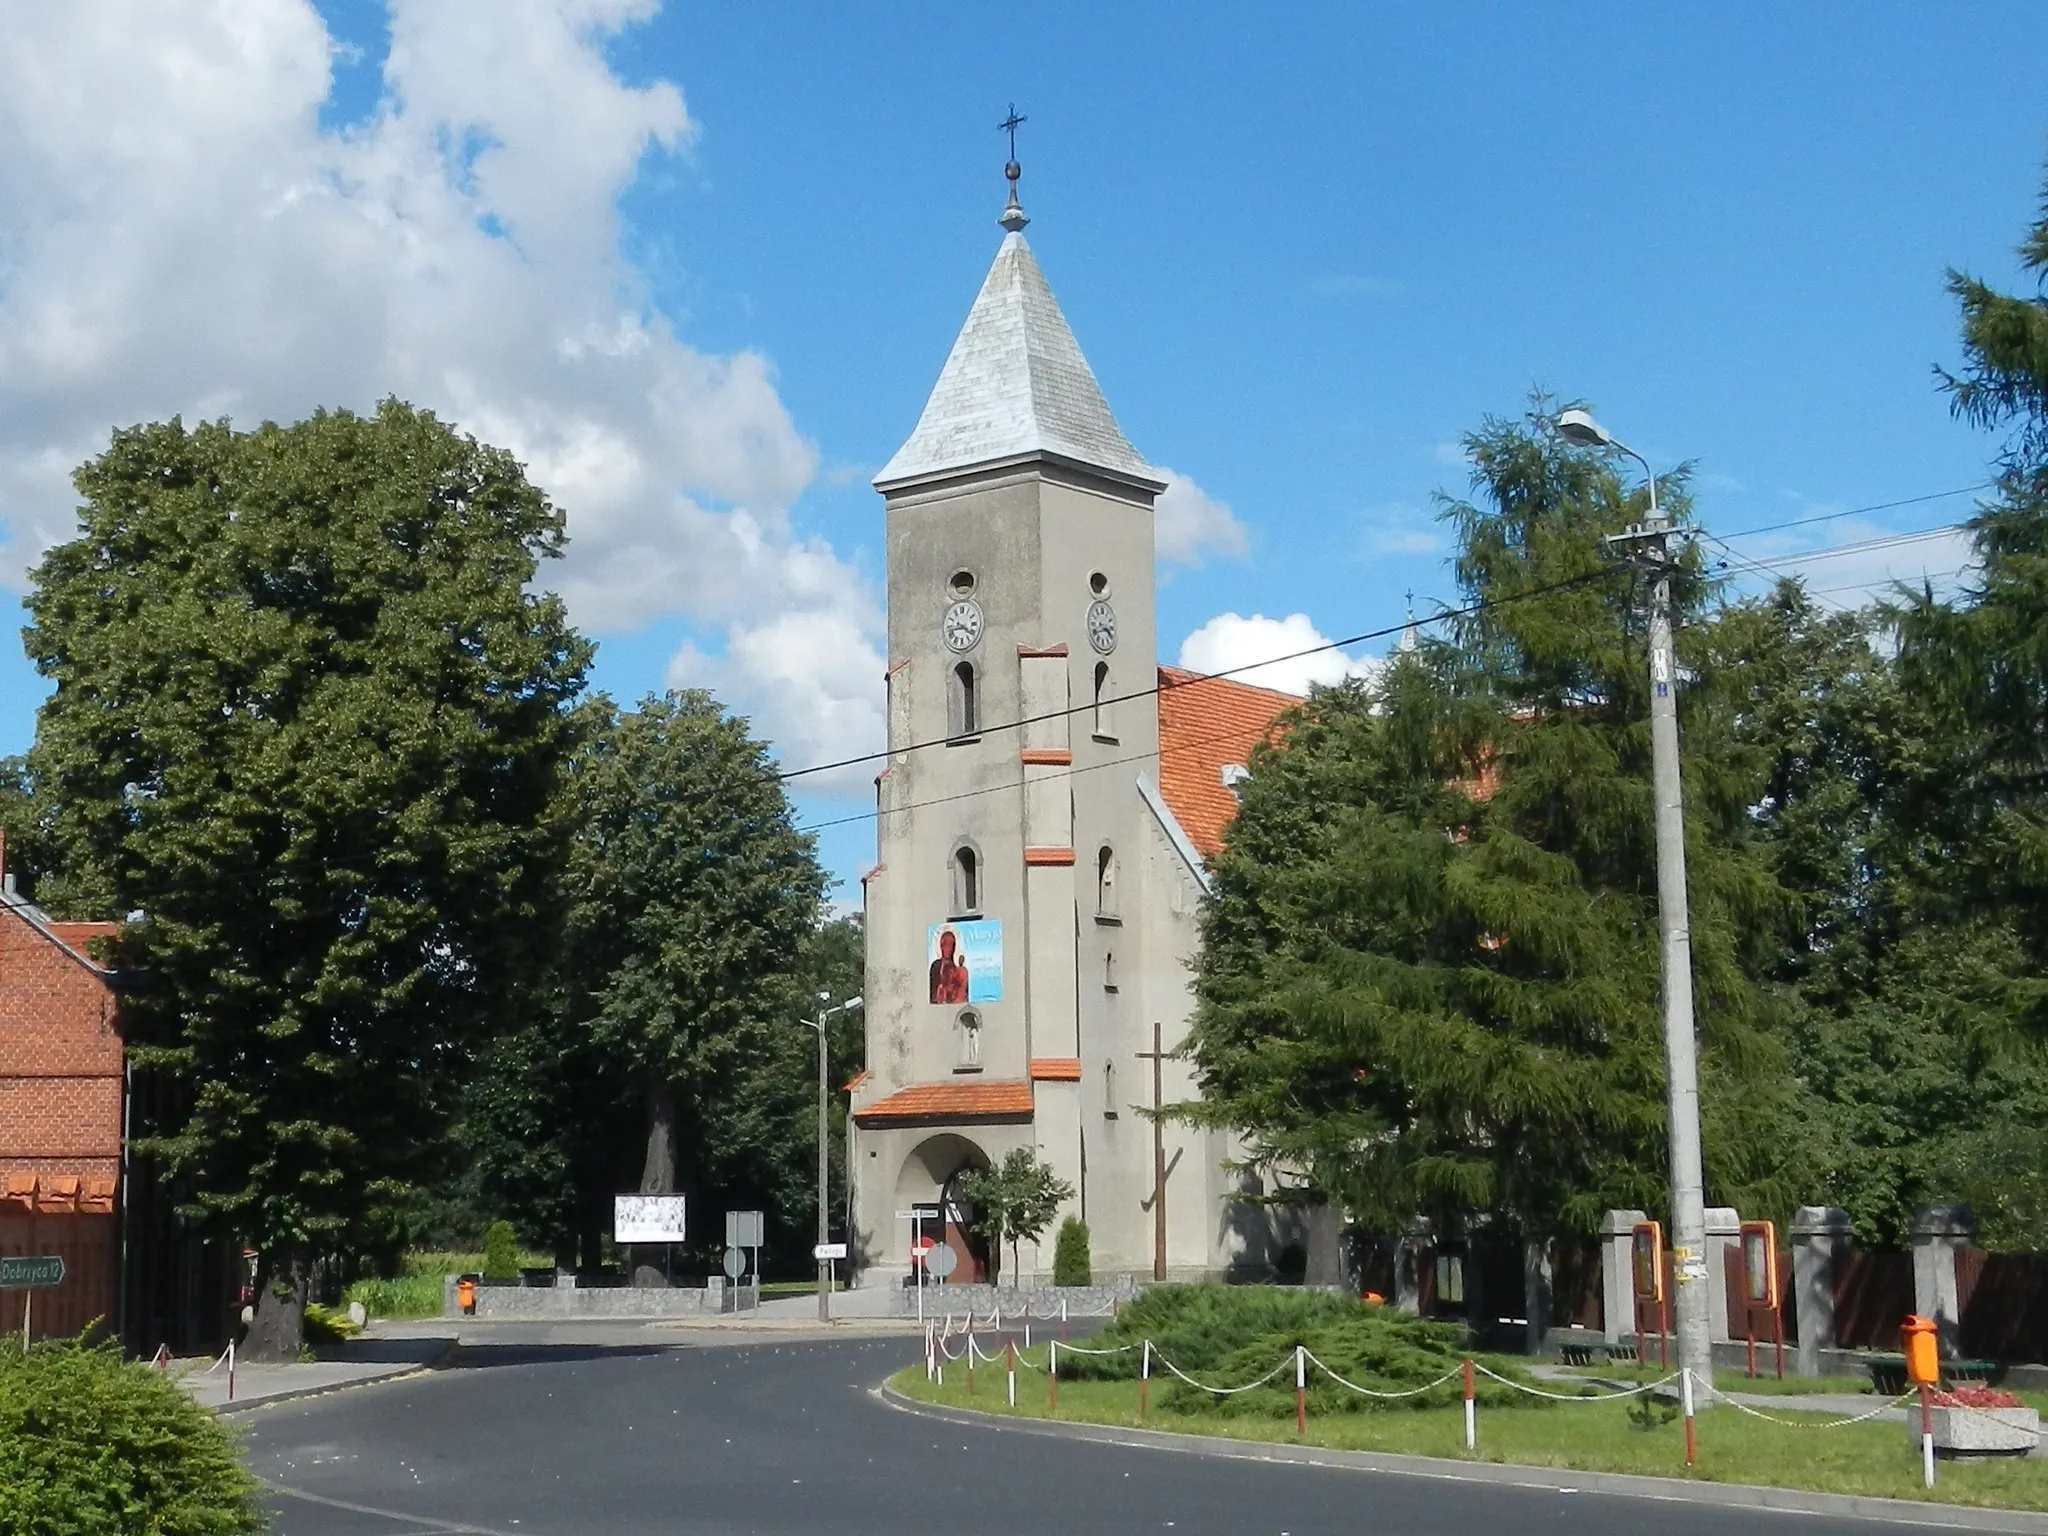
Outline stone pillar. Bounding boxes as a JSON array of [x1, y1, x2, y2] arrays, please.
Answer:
[[1911, 1204, 1976, 1357], [1393, 1230, 1423, 1315], [1703, 1207, 1740, 1343], [1524, 1236, 1554, 1356], [1302, 1204, 1347, 1288], [1599, 1209, 1648, 1343], [1789, 1205, 1851, 1376]]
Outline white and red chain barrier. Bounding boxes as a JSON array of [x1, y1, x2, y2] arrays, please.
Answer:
[[916, 1322, 2024, 1483]]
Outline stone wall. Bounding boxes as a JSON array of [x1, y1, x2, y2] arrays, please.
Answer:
[[446, 1277, 722, 1319], [893, 1276, 1143, 1320]]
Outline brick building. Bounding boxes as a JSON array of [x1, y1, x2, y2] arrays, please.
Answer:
[[0, 847, 124, 1339], [0, 843, 234, 1351]]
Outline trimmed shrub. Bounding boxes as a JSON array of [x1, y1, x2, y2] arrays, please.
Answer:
[[1054, 1284, 1557, 1414], [0, 1337, 263, 1535], [482, 1221, 520, 1283], [302, 1302, 361, 1345], [1051, 1217, 1091, 1286]]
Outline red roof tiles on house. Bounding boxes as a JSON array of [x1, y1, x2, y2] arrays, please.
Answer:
[[1155, 666, 1296, 861], [46, 922, 120, 968], [852, 1080, 1034, 1127]]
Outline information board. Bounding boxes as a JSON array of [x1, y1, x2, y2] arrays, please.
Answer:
[[613, 1195, 687, 1244]]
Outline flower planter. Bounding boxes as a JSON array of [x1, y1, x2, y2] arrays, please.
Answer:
[[1907, 1404, 2040, 1458]]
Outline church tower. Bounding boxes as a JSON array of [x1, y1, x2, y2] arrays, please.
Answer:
[[849, 154, 1168, 1285], [848, 150, 1294, 1289]]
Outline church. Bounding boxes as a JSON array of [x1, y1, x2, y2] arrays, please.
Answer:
[[847, 157, 1299, 1286]]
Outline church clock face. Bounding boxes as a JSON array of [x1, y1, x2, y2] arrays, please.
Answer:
[[943, 599, 984, 653], [1087, 600, 1118, 655]]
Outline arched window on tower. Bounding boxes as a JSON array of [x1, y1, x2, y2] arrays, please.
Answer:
[[1103, 1057, 1119, 1119], [1092, 662, 1113, 738], [950, 661, 979, 739], [1096, 844, 1117, 917], [951, 844, 981, 917], [955, 1009, 983, 1072]]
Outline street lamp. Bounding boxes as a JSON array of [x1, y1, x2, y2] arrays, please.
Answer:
[[1555, 407, 1713, 1396], [804, 994, 863, 1322]]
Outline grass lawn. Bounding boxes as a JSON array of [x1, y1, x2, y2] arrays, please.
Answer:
[[892, 1360, 2048, 1513]]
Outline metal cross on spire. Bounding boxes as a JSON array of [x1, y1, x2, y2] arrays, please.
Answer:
[[997, 103, 1029, 232]]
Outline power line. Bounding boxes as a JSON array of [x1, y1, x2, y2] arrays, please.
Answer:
[[773, 567, 1617, 787], [1711, 484, 1990, 543], [798, 708, 1311, 836]]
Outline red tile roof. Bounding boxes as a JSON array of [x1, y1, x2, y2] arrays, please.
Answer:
[[1156, 666, 1295, 860], [852, 1080, 1034, 1127], [47, 922, 120, 961], [1028, 1058, 1082, 1081]]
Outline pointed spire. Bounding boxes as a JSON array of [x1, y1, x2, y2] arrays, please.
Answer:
[[875, 197, 1159, 493], [1399, 591, 1421, 653]]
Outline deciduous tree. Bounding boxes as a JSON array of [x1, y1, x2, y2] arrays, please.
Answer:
[[24, 402, 589, 1358]]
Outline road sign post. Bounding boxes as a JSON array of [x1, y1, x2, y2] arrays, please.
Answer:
[[2, 1256, 64, 1346]]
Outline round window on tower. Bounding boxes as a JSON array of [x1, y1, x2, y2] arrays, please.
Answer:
[[949, 569, 977, 598], [1088, 570, 1110, 597]]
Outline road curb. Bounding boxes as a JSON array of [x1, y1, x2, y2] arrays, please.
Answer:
[[214, 1340, 460, 1416], [879, 1384, 2048, 1533]]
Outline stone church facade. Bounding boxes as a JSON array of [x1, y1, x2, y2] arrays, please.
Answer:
[[848, 170, 1297, 1286]]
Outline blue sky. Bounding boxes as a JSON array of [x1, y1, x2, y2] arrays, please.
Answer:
[[3, 2, 2045, 895]]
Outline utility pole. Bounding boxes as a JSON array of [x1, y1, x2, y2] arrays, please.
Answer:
[[1558, 408, 1714, 1398], [805, 995, 861, 1323]]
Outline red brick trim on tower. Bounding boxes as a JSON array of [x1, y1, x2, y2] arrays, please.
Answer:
[[1028, 1058, 1083, 1082], [1022, 847, 1076, 866]]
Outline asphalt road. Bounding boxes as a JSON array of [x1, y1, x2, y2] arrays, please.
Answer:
[[244, 1335, 1908, 1536]]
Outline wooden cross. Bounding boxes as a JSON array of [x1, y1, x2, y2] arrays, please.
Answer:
[[1135, 1020, 1183, 1282]]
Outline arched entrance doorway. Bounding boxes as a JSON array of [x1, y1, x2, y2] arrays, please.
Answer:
[[892, 1133, 993, 1285]]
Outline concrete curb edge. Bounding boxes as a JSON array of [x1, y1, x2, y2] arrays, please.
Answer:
[[878, 1384, 2048, 1533], [215, 1339, 460, 1416]]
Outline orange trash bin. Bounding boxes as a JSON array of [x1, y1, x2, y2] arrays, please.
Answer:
[[1901, 1314, 1939, 1386], [457, 1277, 477, 1316]]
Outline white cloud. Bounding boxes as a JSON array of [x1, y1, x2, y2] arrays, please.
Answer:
[[0, 1, 884, 786], [666, 538, 886, 791], [1155, 468, 1250, 566], [1359, 502, 1446, 558], [1178, 612, 1380, 697]]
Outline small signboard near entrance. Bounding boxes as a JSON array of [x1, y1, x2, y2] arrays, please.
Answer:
[[0, 1256, 64, 1290], [613, 1195, 686, 1244]]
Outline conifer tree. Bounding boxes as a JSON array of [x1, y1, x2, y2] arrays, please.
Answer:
[[1185, 406, 1798, 1243]]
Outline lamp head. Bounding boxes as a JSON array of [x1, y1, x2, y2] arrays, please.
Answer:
[[1554, 408, 1612, 448]]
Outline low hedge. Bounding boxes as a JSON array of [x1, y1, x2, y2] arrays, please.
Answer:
[[0, 1337, 263, 1536], [1055, 1284, 1554, 1415]]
